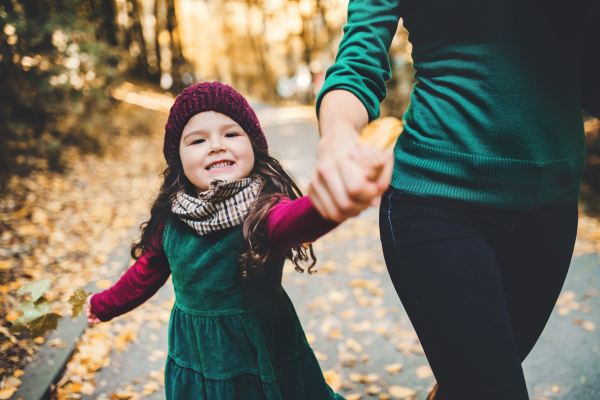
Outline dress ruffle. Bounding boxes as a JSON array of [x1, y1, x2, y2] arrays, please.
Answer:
[[166, 302, 344, 400], [165, 349, 345, 400]]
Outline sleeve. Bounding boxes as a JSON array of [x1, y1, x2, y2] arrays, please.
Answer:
[[315, 0, 403, 122], [580, 4, 600, 119], [264, 196, 340, 260], [89, 224, 171, 322]]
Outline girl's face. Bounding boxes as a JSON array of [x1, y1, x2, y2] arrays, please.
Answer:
[[179, 111, 255, 194]]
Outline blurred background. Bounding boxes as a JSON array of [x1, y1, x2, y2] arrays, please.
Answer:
[[1, 1, 599, 400]]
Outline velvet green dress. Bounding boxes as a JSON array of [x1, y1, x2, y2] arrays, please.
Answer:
[[162, 216, 344, 400]]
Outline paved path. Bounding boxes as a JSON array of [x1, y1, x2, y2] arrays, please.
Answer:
[[71, 105, 599, 400]]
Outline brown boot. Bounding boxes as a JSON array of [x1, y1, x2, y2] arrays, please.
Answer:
[[426, 383, 439, 400]]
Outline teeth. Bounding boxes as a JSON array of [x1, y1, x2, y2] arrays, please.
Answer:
[[208, 161, 233, 171]]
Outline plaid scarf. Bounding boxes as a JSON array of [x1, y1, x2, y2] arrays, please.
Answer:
[[171, 178, 261, 236]]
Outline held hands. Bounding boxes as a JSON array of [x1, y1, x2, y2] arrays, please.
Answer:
[[85, 294, 101, 324], [308, 123, 394, 223]]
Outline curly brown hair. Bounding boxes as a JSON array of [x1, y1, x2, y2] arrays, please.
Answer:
[[131, 134, 317, 278]]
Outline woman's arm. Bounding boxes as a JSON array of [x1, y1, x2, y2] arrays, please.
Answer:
[[89, 225, 170, 322], [265, 196, 340, 260], [581, 5, 600, 119], [309, 0, 400, 222]]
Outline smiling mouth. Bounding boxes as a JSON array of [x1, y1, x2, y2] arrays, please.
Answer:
[[206, 161, 235, 172]]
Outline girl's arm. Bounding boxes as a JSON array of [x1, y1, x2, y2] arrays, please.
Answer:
[[89, 224, 171, 322], [265, 196, 340, 260]]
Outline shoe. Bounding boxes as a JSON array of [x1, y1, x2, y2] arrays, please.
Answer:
[[426, 383, 439, 400]]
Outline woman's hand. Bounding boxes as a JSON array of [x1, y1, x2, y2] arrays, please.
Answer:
[[309, 90, 393, 222], [86, 295, 101, 324]]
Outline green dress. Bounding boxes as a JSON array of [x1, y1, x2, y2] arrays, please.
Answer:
[[163, 215, 344, 400]]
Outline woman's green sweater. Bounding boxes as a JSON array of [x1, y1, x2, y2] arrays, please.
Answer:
[[317, 0, 600, 211]]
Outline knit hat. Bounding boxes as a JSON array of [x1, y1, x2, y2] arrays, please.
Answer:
[[163, 82, 268, 163]]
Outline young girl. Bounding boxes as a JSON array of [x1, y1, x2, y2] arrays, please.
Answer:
[[86, 82, 348, 399]]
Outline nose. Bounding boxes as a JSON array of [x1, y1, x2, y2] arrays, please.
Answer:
[[208, 137, 226, 154]]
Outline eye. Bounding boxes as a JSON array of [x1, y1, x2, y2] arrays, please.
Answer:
[[191, 139, 205, 144], [225, 132, 239, 138]]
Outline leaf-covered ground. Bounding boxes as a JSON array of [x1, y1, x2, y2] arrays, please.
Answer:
[[0, 101, 168, 393]]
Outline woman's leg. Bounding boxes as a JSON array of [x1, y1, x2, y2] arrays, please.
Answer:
[[497, 201, 578, 361], [379, 188, 529, 400]]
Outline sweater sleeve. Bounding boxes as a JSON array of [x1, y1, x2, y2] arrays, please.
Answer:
[[264, 196, 340, 260], [580, 4, 600, 119], [315, 0, 403, 122], [89, 224, 171, 322]]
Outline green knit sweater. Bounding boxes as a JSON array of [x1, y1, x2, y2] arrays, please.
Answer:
[[317, 0, 600, 211]]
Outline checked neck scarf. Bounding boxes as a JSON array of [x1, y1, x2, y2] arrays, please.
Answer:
[[171, 178, 261, 236]]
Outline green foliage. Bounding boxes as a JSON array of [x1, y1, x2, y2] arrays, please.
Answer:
[[11, 297, 62, 338], [68, 289, 91, 319], [0, 0, 131, 175], [11, 279, 92, 338], [16, 278, 51, 302]]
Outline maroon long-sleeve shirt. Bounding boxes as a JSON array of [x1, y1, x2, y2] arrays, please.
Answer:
[[90, 196, 338, 321]]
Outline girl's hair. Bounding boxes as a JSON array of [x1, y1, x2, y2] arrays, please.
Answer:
[[131, 133, 317, 278]]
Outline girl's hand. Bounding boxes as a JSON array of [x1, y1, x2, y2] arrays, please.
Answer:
[[86, 295, 101, 324]]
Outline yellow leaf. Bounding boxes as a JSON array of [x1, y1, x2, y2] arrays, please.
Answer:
[[388, 385, 417, 399], [0, 260, 12, 270], [0, 388, 18, 399], [345, 338, 363, 353], [143, 381, 160, 395], [6, 312, 20, 322], [416, 365, 433, 379], [13, 369, 24, 378], [33, 337, 45, 344], [339, 310, 355, 319], [380, 394, 390, 400], [95, 279, 112, 289], [0, 285, 9, 294], [305, 332, 316, 344], [551, 385, 561, 393], [346, 394, 362, 400], [365, 384, 381, 395], [314, 351, 328, 361], [385, 363, 403, 375], [582, 321, 596, 332]]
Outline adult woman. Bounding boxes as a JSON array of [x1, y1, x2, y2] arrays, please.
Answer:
[[308, 1, 599, 399]]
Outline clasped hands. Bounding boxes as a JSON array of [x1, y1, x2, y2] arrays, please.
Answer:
[[308, 123, 393, 223]]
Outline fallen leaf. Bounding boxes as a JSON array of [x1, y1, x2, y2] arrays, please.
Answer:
[[314, 351, 328, 361], [305, 332, 316, 344], [364, 373, 381, 383], [95, 279, 112, 289], [582, 321, 596, 332], [47, 337, 68, 348], [323, 370, 342, 391], [0, 388, 17, 399], [4, 376, 22, 388], [551, 385, 560, 393], [143, 381, 160, 395], [5, 312, 20, 322], [17, 279, 51, 302], [346, 394, 362, 400], [350, 320, 371, 332], [13, 369, 24, 378], [338, 352, 357, 367], [385, 363, 403, 375], [346, 338, 363, 353], [388, 385, 417, 399], [327, 290, 348, 304], [365, 385, 381, 395], [416, 365, 433, 379], [340, 310, 355, 319], [380, 394, 390, 400]]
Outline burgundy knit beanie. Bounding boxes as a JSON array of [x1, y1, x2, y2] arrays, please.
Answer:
[[163, 82, 268, 163]]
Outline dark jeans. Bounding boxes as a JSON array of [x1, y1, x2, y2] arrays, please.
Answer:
[[379, 187, 578, 400]]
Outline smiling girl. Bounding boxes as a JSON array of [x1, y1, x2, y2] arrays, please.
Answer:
[[84, 82, 356, 399]]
